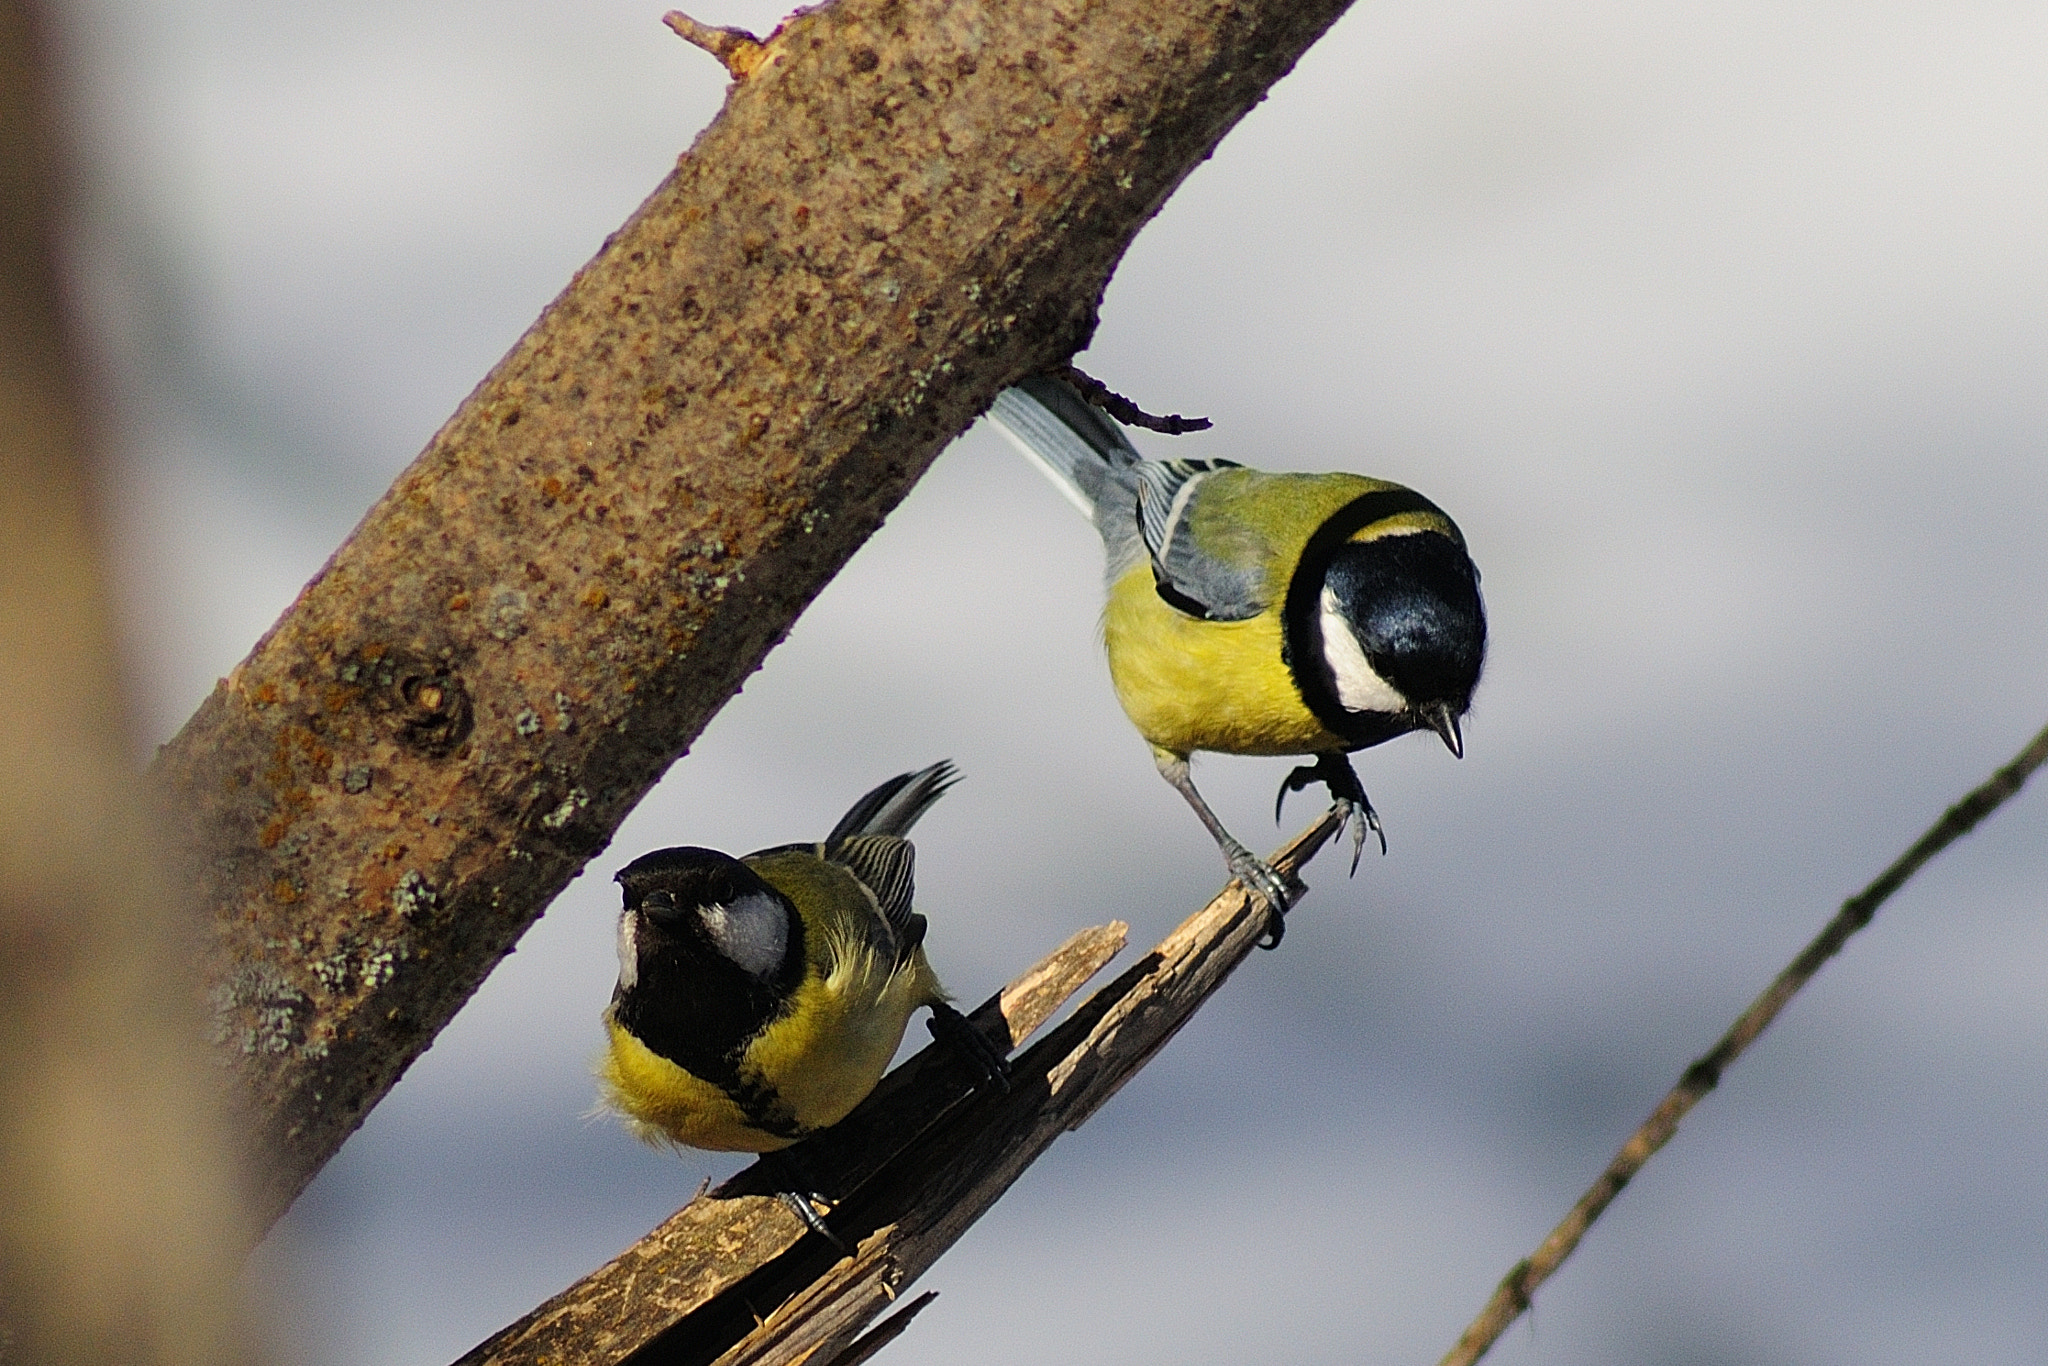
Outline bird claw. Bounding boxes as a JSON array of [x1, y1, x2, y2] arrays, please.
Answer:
[[765, 1148, 848, 1251], [1274, 755, 1385, 871], [1336, 796, 1386, 874], [927, 1001, 1012, 1093], [775, 1189, 847, 1251], [1273, 763, 1320, 825], [1222, 841, 1294, 949]]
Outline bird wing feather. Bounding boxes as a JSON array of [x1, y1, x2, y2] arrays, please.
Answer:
[[822, 833, 919, 941], [1134, 460, 1268, 622]]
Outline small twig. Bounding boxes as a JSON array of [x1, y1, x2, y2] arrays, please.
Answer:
[[664, 10, 771, 79], [1439, 718, 2048, 1366], [1058, 364, 1213, 435]]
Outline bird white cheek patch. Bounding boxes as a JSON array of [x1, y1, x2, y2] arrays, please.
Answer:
[[1320, 587, 1407, 714], [699, 893, 789, 979], [614, 911, 638, 990]]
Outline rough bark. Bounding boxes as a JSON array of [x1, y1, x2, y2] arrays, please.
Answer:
[[150, 0, 1359, 1228], [0, 2, 256, 1359]]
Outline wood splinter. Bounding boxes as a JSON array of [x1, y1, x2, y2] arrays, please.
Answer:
[[664, 10, 772, 80]]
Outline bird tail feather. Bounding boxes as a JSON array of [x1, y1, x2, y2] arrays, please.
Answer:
[[825, 761, 959, 845], [986, 376, 1141, 519]]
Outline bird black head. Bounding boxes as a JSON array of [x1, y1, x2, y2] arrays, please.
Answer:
[[1319, 530, 1486, 753], [613, 847, 803, 990], [609, 847, 807, 1088]]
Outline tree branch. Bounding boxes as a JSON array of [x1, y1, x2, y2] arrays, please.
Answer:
[[149, 0, 1361, 1229], [455, 811, 1340, 1366], [1439, 717, 2048, 1366]]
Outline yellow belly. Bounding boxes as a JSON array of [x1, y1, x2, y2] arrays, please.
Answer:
[[1102, 564, 1347, 758], [741, 954, 938, 1134]]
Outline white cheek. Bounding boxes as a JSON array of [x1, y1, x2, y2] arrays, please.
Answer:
[[1320, 587, 1407, 714], [614, 910, 638, 990], [699, 892, 789, 979]]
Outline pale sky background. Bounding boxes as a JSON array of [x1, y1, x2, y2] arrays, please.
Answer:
[[48, 0, 2048, 1362]]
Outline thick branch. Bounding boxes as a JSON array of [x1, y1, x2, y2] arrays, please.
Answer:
[[151, 0, 1359, 1227], [1439, 717, 2048, 1366]]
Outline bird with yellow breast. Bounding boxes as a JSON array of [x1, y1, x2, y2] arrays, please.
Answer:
[[988, 376, 1486, 940]]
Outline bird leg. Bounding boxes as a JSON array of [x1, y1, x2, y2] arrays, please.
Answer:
[[926, 1000, 1012, 1093], [1275, 751, 1384, 873], [1155, 751, 1294, 948]]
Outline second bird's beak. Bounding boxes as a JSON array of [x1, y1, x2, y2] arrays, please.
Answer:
[[1420, 702, 1464, 758]]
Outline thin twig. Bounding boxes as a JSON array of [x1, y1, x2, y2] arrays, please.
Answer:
[[1440, 718, 2048, 1366], [1058, 364, 1213, 435], [662, 11, 771, 80]]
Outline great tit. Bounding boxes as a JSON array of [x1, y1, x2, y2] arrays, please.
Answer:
[[599, 762, 997, 1153], [987, 376, 1486, 927]]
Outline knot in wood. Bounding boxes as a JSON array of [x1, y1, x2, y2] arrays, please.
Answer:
[[397, 668, 474, 757]]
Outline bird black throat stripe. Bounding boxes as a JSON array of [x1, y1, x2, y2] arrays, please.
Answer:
[[1281, 487, 1454, 744], [611, 914, 810, 1140], [614, 983, 807, 1140]]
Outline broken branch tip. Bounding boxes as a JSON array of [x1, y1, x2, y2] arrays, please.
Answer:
[[663, 10, 768, 79]]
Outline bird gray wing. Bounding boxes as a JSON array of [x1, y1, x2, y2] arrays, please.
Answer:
[[1133, 459, 1268, 622], [825, 834, 919, 943]]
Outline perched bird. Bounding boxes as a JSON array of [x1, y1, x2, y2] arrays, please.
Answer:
[[987, 375, 1486, 930], [599, 762, 999, 1154]]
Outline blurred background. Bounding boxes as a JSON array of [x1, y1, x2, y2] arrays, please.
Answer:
[[46, 0, 2048, 1361]]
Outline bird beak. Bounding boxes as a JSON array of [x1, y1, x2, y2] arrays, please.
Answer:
[[1420, 702, 1463, 758]]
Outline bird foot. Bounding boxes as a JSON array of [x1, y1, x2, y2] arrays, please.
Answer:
[[1275, 753, 1386, 872], [774, 1190, 846, 1250], [764, 1148, 847, 1251], [927, 1001, 1012, 1093], [1221, 839, 1294, 949]]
